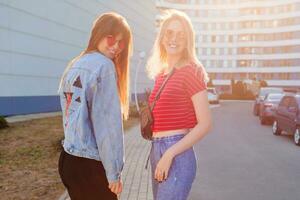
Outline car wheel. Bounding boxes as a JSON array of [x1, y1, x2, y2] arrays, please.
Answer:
[[294, 128, 300, 146], [272, 120, 281, 135]]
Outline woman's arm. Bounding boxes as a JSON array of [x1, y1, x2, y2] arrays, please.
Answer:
[[87, 60, 125, 185], [167, 90, 212, 156], [155, 90, 212, 181]]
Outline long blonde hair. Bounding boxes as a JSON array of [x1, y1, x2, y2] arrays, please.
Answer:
[[59, 12, 132, 120], [146, 9, 208, 81]]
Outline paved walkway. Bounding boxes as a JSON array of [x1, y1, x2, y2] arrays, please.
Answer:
[[59, 123, 153, 200]]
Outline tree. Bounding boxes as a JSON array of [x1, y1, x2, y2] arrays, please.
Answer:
[[207, 79, 214, 87], [260, 80, 268, 87], [231, 79, 235, 94], [235, 81, 246, 96]]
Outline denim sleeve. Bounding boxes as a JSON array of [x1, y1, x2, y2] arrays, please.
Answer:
[[87, 62, 125, 182]]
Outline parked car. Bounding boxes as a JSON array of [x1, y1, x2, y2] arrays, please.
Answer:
[[207, 87, 219, 104], [253, 87, 283, 116], [259, 93, 284, 125], [272, 94, 300, 146]]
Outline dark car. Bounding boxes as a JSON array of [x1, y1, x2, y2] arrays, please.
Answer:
[[272, 94, 300, 146], [259, 93, 284, 125], [253, 87, 283, 116]]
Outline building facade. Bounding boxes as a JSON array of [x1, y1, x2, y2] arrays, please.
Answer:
[[156, 0, 300, 90], [0, 0, 157, 116]]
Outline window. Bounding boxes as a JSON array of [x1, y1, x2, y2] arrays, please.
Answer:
[[288, 98, 298, 113], [232, 61, 237, 67], [224, 60, 228, 67], [224, 48, 228, 54], [220, 48, 224, 55], [207, 60, 211, 67], [233, 48, 237, 54], [212, 35, 216, 42], [212, 23, 216, 30], [198, 35, 203, 42], [279, 97, 290, 107], [207, 23, 212, 30], [211, 48, 216, 55], [219, 35, 224, 42], [228, 60, 232, 67], [207, 48, 211, 55], [198, 48, 202, 55]]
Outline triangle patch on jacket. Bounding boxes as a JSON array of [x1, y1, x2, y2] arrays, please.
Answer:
[[63, 92, 73, 100], [73, 76, 82, 88], [75, 97, 81, 103]]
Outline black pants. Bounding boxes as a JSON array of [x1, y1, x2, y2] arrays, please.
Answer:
[[58, 149, 118, 200]]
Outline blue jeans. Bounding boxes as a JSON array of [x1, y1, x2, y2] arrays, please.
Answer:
[[150, 134, 197, 200]]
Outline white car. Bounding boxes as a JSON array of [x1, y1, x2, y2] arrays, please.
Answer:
[[207, 87, 219, 104]]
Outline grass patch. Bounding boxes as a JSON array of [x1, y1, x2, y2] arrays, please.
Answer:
[[0, 116, 65, 200]]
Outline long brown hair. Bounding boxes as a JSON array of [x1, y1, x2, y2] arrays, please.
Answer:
[[146, 9, 208, 81], [59, 12, 132, 120]]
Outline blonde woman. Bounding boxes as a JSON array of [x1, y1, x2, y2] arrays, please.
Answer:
[[58, 12, 132, 199], [146, 10, 212, 200]]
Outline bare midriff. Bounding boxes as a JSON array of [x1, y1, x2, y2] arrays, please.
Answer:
[[152, 128, 191, 138]]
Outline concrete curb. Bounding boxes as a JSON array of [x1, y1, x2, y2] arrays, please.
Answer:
[[5, 112, 62, 123]]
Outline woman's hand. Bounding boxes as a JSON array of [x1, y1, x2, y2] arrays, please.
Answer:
[[108, 179, 123, 195], [155, 150, 175, 182]]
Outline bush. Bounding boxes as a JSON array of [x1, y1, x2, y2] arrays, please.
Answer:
[[207, 79, 214, 87], [244, 90, 256, 99], [129, 100, 152, 119], [260, 80, 268, 87], [129, 103, 140, 118], [0, 116, 8, 129], [233, 81, 246, 96]]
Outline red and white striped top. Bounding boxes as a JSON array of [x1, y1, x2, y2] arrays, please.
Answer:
[[149, 63, 207, 133]]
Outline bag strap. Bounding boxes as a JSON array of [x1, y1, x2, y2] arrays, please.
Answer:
[[150, 68, 175, 111]]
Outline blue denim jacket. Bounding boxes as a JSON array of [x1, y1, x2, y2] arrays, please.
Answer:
[[59, 52, 124, 182]]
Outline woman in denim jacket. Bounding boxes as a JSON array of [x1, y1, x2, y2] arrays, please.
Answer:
[[58, 12, 132, 200]]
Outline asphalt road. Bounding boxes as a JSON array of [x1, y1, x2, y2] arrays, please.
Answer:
[[189, 101, 300, 200]]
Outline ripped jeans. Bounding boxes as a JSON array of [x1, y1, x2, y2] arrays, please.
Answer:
[[150, 134, 197, 200]]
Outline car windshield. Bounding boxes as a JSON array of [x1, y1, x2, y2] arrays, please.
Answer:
[[260, 88, 283, 96], [267, 94, 284, 101]]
